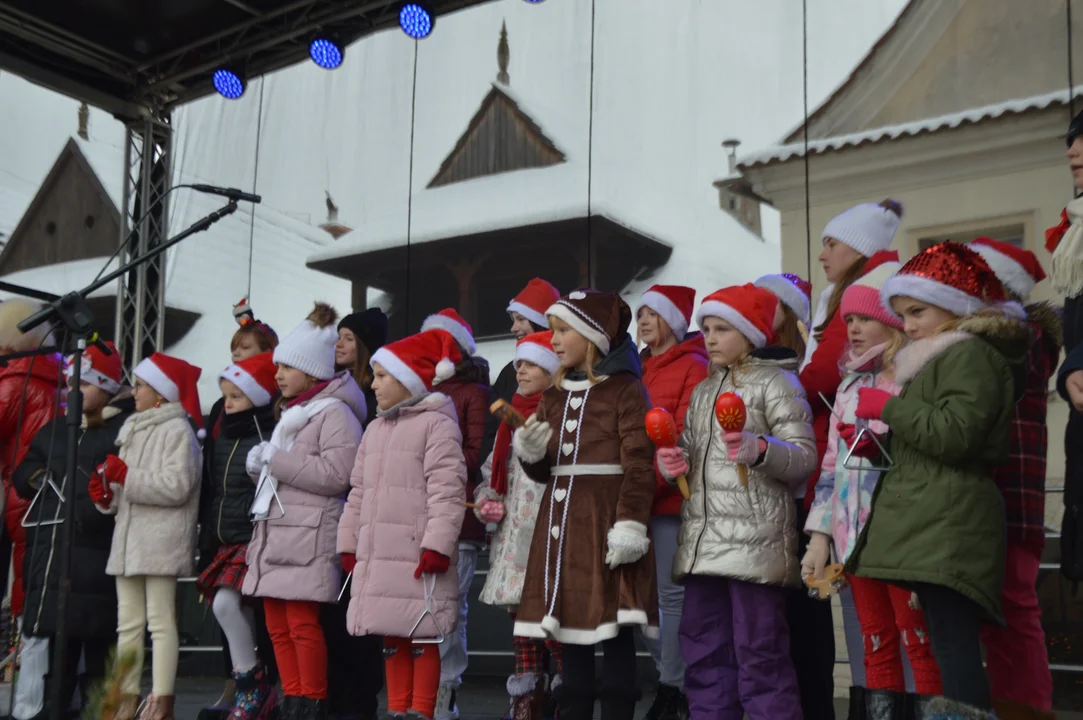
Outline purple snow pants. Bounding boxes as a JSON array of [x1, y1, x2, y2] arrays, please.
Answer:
[[679, 575, 803, 720]]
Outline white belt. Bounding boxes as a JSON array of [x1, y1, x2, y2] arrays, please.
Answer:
[[551, 464, 623, 477]]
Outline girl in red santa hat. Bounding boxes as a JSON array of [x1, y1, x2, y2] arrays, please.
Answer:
[[634, 284, 707, 720], [242, 302, 366, 719], [337, 328, 467, 720], [654, 284, 816, 720], [89, 351, 205, 720], [419, 309, 490, 720], [848, 243, 1031, 719]]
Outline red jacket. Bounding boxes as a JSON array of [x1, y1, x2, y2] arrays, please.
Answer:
[[641, 334, 709, 516], [0, 355, 61, 616], [438, 366, 490, 544], [799, 249, 899, 506]]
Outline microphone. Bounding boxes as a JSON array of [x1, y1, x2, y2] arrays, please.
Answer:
[[190, 184, 262, 204]]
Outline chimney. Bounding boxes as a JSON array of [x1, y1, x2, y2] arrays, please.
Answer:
[[77, 102, 89, 140], [497, 21, 510, 85], [722, 138, 740, 174]]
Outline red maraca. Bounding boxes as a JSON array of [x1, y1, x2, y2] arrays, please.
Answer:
[[715, 392, 749, 485], [644, 408, 691, 500]]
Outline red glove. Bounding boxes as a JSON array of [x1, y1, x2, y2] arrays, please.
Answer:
[[99, 455, 128, 486], [87, 472, 113, 507], [414, 549, 450, 578], [837, 423, 883, 460], [341, 553, 356, 575], [854, 388, 892, 421]]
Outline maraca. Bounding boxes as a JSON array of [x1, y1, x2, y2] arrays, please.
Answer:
[[715, 392, 749, 485], [644, 408, 691, 501]]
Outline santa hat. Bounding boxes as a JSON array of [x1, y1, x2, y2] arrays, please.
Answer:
[[133, 352, 205, 437], [823, 200, 903, 258], [546, 290, 631, 356], [507, 278, 561, 329], [0, 299, 55, 352], [967, 237, 1046, 300], [840, 262, 904, 330], [881, 242, 1007, 319], [754, 273, 812, 325], [218, 351, 277, 407], [371, 329, 463, 397], [421, 308, 476, 356], [638, 285, 695, 339], [64, 341, 123, 395], [514, 331, 560, 375], [695, 284, 779, 349], [273, 303, 339, 381]]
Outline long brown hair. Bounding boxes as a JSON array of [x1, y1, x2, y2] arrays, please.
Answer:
[[337, 333, 373, 391], [774, 303, 807, 358]]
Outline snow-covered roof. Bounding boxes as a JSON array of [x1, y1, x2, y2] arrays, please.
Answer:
[[740, 86, 1083, 168]]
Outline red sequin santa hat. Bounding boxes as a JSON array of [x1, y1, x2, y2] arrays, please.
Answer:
[[370, 329, 463, 397], [638, 285, 695, 339], [695, 284, 778, 349], [421, 308, 476, 356], [514, 331, 560, 376], [133, 352, 205, 437], [507, 278, 561, 329], [754, 273, 812, 325], [967, 237, 1046, 301], [64, 341, 123, 395], [218, 351, 277, 407], [881, 242, 1008, 319]]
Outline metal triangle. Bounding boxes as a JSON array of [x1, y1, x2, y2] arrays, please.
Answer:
[[841, 423, 893, 472], [21, 472, 66, 528]]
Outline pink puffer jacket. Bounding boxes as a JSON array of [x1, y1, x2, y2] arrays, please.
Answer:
[[243, 373, 365, 603], [338, 392, 466, 639]]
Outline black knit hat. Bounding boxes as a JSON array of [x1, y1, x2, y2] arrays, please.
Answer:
[[338, 308, 389, 354], [1068, 107, 1083, 147]]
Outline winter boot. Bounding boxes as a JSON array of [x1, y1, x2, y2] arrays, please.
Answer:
[[850, 686, 868, 720], [598, 686, 640, 720], [643, 684, 688, 720], [114, 693, 141, 720], [904, 694, 934, 719], [280, 696, 302, 720], [507, 674, 546, 720], [551, 684, 593, 720], [434, 685, 458, 720], [296, 698, 328, 720], [921, 696, 996, 720], [991, 698, 1056, 720], [138, 694, 176, 720], [866, 689, 906, 720], [230, 665, 277, 719]]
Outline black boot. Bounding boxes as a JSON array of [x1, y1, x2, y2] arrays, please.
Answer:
[[296, 698, 328, 720], [866, 690, 906, 720], [598, 686, 640, 720], [643, 684, 688, 720], [552, 684, 594, 720], [280, 696, 301, 720], [849, 686, 868, 720]]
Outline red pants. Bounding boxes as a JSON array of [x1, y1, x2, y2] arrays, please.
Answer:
[[264, 598, 327, 699], [385, 637, 441, 719], [849, 575, 942, 694], [979, 542, 1053, 711]]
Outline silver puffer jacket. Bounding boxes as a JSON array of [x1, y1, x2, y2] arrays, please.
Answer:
[[673, 353, 817, 587]]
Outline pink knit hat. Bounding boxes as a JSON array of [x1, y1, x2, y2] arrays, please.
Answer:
[[840, 262, 903, 330]]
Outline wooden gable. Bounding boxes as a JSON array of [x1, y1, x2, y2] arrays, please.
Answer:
[[427, 84, 566, 188], [0, 138, 122, 275]]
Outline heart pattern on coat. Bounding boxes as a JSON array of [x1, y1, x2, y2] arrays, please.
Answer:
[[562, 443, 574, 456], [565, 419, 578, 433], [553, 488, 567, 502], [551, 525, 560, 539], [569, 397, 583, 411]]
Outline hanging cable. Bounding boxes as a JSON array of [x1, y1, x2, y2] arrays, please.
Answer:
[[802, 0, 813, 281], [586, 0, 597, 287], [247, 78, 266, 298], [405, 40, 419, 332]]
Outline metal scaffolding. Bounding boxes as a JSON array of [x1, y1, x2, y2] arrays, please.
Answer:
[[114, 114, 173, 376]]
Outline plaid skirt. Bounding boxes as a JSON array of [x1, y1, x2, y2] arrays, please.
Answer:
[[196, 543, 249, 600]]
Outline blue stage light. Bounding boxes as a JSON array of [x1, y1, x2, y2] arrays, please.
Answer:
[[310, 37, 344, 69], [213, 69, 246, 99], [522, 0, 545, 3], [399, 3, 434, 39]]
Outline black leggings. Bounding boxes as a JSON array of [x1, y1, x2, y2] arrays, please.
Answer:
[[914, 583, 990, 709], [560, 627, 638, 701]]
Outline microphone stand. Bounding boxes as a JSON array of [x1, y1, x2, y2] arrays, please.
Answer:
[[9, 200, 239, 720]]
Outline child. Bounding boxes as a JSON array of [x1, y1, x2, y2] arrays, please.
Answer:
[[335, 307, 389, 426], [419, 309, 490, 720], [12, 342, 129, 718], [968, 238, 1058, 720], [337, 328, 467, 720], [197, 352, 279, 719], [474, 331, 564, 720], [242, 303, 366, 719], [511, 290, 657, 720], [635, 285, 707, 720], [849, 243, 1030, 718], [92, 352, 204, 720], [755, 273, 811, 359], [655, 284, 817, 720], [800, 264, 943, 717]]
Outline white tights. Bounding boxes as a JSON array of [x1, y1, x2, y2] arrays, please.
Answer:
[[212, 588, 258, 672]]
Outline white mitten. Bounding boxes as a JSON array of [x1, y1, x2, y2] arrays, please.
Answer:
[[246, 444, 264, 477], [604, 521, 651, 569], [259, 442, 278, 466], [512, 414, 553, 464], [801, 532, 831, 580]]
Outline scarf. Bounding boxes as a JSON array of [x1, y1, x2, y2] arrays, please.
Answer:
[[490, 391, 542, 496], [1049, 196, 1083, 296]]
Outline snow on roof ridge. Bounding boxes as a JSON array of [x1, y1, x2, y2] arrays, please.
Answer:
[[740, 85, 1083, 168]]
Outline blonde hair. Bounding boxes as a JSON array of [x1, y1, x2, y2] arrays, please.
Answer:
[[837, 322, 907, 381], [550, 316, 603, 385]]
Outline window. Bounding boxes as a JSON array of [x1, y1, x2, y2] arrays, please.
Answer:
[[911, 215, 1029, 254]]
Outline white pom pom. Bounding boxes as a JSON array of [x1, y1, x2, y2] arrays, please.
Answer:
[[433, 357, 455, 385], [197, 428, 207, 441]]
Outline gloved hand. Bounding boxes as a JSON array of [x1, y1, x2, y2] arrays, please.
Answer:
[[721, 431, 765, 465], [837, 423, 885, 460], [801, 532, 831, 580], [88, 471, 113, 507], [246, 444, 263, 477], [259, 442, 278, 466], [604, 521, 651, 569], [655, 447, 688, 481], [855, 388, 892, 421], [98, 454, 128, 486], [414, 549, 451, 578], [512, 414, 553, 464], [341, 553, 356, 575], [478, 500, 505, 524]]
